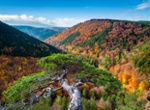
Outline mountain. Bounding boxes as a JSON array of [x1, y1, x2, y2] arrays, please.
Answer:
[[13, 25, 66, 40], [0, 21, 61, 57], [0, 19, 149, 110], [45, 19, 150, 93], [45, 19, 150, 52]]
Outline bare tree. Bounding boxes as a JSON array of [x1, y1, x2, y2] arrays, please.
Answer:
[[20, 69, 83, 110], [59, 70, 83, 110]]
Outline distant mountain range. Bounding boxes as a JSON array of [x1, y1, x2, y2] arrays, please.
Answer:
[[0, 21, 61, 57], [13, 25, 66, 40]]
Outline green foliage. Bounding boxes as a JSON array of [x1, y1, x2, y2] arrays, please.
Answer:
[[3, 53, 123, 109], [28, 98, 51, 110], [77, 26, 112, 48], [3, 72, 46, 103], [99, 53, 126, 69], [90, 90, 97, 100], [138, 21, 150, 27], [114, 91, 145, 110], [90, 99, 97, 110], [60, 32, 80, 45], [82, 88, 89, 98], [38, 53, 97, 75], [99, 55, 112, 69], [61, 97, 68, 110], [90, 19, 150, 27], [132, 39, 150, 75], [55, 96, 68, 110], [73, 73, 86, 78], [82, 98, 96, 110], [6, 104, 25, 110]]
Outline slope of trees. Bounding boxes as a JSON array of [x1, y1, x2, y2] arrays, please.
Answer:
[[0, 56, 41, 99], [132, 39, 150, 75], [60, 32, 80, 45], [46, 19, 150, 57], [0, 21, 61, 57]]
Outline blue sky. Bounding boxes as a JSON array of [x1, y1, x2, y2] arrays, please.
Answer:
[[0, 0, 150, 27]]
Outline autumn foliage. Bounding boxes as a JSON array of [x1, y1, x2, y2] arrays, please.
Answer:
[[45, 19, 150, 58], [45, 19, 150, 95], [0, 56, 41, 98]]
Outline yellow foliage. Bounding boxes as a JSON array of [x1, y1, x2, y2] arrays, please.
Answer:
[[138, 81, 150, 91]]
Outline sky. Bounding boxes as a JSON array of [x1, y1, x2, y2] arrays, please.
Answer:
[[0, 0, 150, 27]]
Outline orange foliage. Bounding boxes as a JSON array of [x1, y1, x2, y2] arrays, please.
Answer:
[[109, 61, 149, 93], [45, 20, 150, 60], [45, 19, 150, 96], [0, 56, 41, 98]]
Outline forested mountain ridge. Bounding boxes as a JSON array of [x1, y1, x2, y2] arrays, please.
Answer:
[[45, 19, 150, 53], [14, 25, 66, 40], [0, 21, 61, 57], [45, 19, 150, 94], [0, 19, 149, 110]]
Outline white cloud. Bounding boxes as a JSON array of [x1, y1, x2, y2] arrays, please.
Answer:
[[0, 14, 85, 27], [137, 0, 150, 10]]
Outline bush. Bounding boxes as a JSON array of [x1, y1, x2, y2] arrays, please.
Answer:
[[38, 54, 98, 75]]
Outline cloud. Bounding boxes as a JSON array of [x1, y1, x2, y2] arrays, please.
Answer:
[[0, 14, 85, 27], [137, 0, 150, 10]]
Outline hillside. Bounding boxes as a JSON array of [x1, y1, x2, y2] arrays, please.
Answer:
[[45, 19, 150, 53], [0, 21, 61, 57], [2, 54, 146, 110], [45, 19, 150, 93], [14, 25, 66, 40], [0, 56, 41, 99]]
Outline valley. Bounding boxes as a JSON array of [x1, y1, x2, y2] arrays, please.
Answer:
[[0, 19, 149, 110], [14, 25, 66, 40]]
